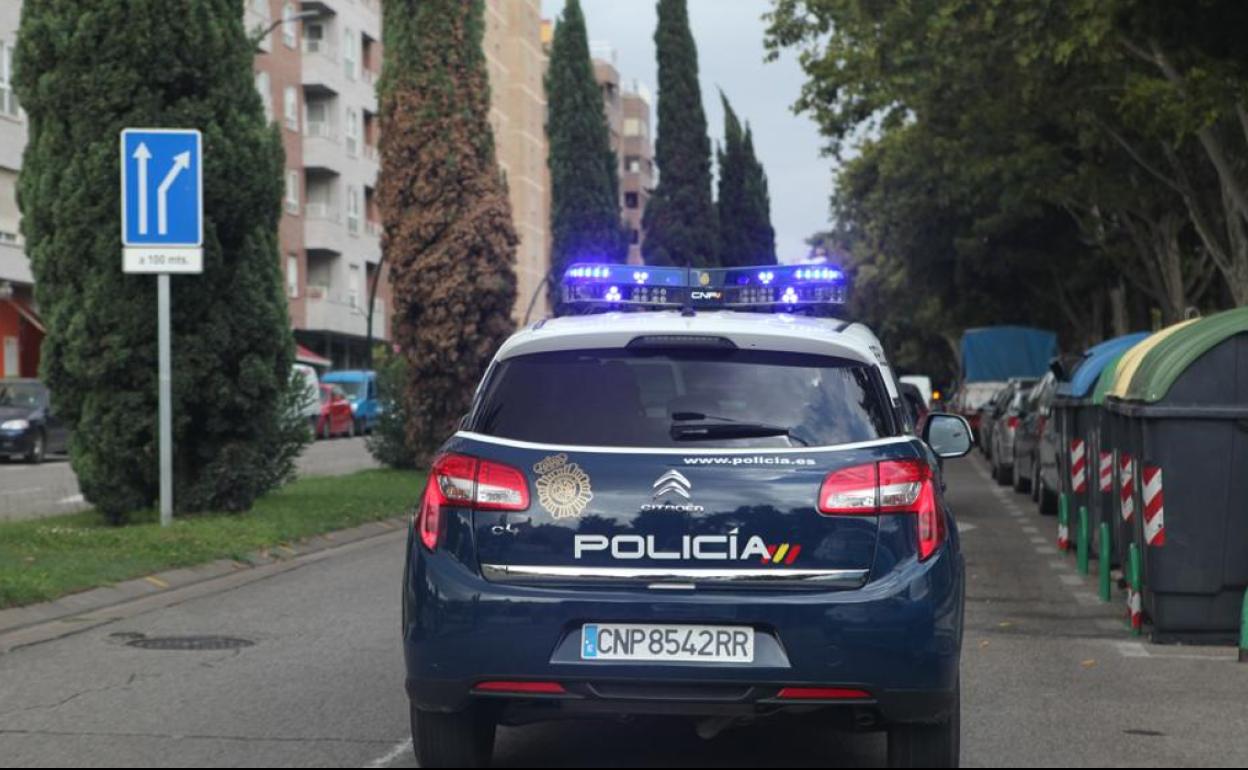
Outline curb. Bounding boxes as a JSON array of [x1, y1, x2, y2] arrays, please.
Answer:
[[0, 515, 409, 655]]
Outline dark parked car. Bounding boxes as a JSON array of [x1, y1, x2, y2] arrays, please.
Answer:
[[0, 379, 70, 464], [1011, 372, 1060, 514]]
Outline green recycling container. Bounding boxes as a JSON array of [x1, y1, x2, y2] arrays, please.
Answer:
[[1113, 307, 1248, 642]]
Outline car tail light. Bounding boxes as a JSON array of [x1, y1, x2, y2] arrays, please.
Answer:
[[818, 459, 944, 561], [1007, 416, 1019, 431], [776, 686, 871, 700], [418, 453, 530, 551]]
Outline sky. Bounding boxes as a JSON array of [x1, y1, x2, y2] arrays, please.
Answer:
[[538, 0, 836, 263]]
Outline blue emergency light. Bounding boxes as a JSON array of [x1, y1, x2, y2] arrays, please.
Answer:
[[561, 262, 848, 313]]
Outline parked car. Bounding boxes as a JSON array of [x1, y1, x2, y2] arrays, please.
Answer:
[[321, 370, 379, 434], [899, 374, 934, 409], [950, 381, 1005, 441], [986, 378, 1037, 485], [1012, 372, 1060, 514], [0, 379, 70, 464], [316, 384, 355, 440], [899, 381, 930, 430], [292, 364, 321, 431]]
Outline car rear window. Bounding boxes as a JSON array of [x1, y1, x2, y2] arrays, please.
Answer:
[[470, 348, 898, 448]]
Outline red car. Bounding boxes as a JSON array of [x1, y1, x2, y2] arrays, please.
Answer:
[[315, 384, 355, 439]]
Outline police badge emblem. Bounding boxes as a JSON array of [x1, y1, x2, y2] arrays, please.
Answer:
[[533, 453, 594, 520]]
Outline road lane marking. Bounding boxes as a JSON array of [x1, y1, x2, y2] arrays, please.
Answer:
[[1029, 536, 1047, 545], [957, 522, 978, 534], [364, 738, 412, 769], [1048, 560, 1070, 570], [58, 494, 85, 505], [1036, 546, 1058, 555], [1073, 591, 1100, 605], [1059, 574, 1083, 586], [1022, 526, 1039, 534]]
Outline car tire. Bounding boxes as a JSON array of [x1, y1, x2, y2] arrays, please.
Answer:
[[411, 703, 496, 769], [1012, 452, 1030, 494], [887, 684, 960, 768], [1038, 474, 1058, 516], [25, 431, 46, 465], [994, 459, 1012, 486], [1031, 462, 1041, 503]]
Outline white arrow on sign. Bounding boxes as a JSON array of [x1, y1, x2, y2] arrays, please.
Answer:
[[132, 142, 152, 235], [156, 151, 191, 236]]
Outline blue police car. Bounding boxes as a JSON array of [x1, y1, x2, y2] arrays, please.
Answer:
[[402, 264, 971, 767]]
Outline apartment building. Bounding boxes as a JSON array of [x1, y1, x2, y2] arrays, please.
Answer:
[[485, 0, 552, 324], [250, 0, 388, 370], [590, 44, 654, 265], [0, 0, 41, 379]]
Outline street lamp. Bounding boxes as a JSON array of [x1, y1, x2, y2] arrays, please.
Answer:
[[250, 9, 323, 51]]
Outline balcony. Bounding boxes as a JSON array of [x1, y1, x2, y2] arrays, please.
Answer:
[[302, 125, 343, 174], [304, 204, 348, 256], [0, 235, 32, 285], [304, 287, 388, 341]]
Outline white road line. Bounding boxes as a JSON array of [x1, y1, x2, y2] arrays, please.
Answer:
[[363, 738, 412, 769], [1073, 591, 1100, 606], [1059, 574, 1083, 586], [1048, 560, 1070, 570], [957, 522, 978, 534], [1036, 546, 1058, 555], [1029, 536, 1047, 545], [1022, 526, 1039, 534], [1116, 641, 1150, 658], [58, 494, 85, 505]]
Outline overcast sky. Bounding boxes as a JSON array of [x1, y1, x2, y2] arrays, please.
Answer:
[[539, 0, 835, 263]]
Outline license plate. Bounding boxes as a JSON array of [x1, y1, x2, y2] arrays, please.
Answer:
[[580, 623, 754, 663]]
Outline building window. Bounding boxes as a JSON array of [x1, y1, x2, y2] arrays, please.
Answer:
[[348, 264, 361, 309], [625, 156, 642, 173], [304, 22, 324, 53], [344, 108, 359, 155], [286, 255, 299, 299], [343, 27, 358, 80], [622, 118, 643, 138], [285, 170, 300, 214], [624, 192, 639, 210], [283, 86, 298, 131], [346, 185, 360, 234], [254, 71, 272, 123], [0, 41, 19, 117], [281, 3, 297, 48]]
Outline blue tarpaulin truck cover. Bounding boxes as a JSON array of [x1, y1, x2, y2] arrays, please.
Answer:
[[961, 326, 1059, 383]]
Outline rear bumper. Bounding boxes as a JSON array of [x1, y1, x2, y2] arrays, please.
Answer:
[[402, 538, 964, 726]]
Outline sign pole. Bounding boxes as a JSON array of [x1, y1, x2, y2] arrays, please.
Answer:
[[158, 273, 173, 527]]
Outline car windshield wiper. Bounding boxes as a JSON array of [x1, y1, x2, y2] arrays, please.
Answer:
[[669, 420, 810, 446]]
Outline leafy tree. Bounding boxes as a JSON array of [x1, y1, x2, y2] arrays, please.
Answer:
[[545, 0, 626, 311], [365, 347, 418, 470], [15, 0, 299, 519], [377, 0, 518, 467], [642, 0, 718, 267]]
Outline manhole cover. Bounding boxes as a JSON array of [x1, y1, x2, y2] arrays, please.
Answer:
[[125, 635, 254, 651]]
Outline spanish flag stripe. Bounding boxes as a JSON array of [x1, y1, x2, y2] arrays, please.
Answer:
[[772, 544, 790, 564]]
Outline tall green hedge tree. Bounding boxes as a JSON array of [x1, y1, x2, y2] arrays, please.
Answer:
[[642, 0, 718, 267], [378, 0, 518, 467], [546, 0, 627, 313], [717, 95, 777, 266], [15, 0, 299, 519]]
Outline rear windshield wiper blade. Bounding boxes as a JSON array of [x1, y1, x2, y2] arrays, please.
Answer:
[[670, 421, 809, 446]]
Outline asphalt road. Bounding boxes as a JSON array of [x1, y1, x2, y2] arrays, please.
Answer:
[[1, 455, 1246, 767], [0, 436, 380, 522]]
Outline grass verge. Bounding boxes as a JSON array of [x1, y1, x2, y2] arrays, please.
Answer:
[[0, 468, 421, 610]]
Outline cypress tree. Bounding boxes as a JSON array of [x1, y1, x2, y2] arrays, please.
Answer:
[[716, 94, 752, 266], [378, 0, 518, 466], [642, 0, 718, 267], [546, 0, 626, 312], [15, 0, 300, 519], [742, 125, 777, 265]]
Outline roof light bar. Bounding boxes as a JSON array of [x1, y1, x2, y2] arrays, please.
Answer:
[[560, 262, 848, 313]]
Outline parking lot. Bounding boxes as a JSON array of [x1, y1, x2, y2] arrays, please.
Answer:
[[1, 455, 1244, 767]]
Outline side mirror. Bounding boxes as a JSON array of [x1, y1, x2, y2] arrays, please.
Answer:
[[922, 413, 974, 459]]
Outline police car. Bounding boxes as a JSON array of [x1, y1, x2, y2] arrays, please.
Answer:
[[402, 263, 971, 767]]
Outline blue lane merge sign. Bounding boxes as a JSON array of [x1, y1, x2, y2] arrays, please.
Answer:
[[120, 128, 203, 248]]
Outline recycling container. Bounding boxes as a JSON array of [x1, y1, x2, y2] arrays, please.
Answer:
[[1114, 307, 1248, 642], [1104, 321, 1200, 571], [1054, 334, 1149, 553], [1088, 353, 1128, 566]]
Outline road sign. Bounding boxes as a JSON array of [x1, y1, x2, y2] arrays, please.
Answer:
[[120, 128, 203, 274], [119, 128, 205, 527]]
